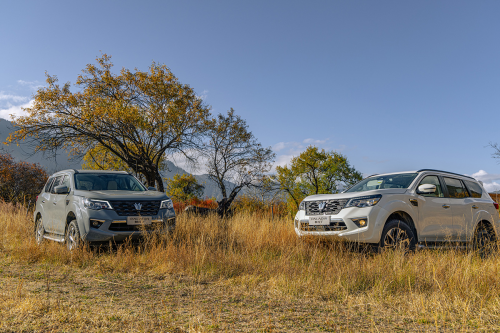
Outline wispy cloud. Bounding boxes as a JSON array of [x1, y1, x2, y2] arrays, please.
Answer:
[[0, 100, 33, 121], [17, 80, 43, 90], [0, 92, 28, 103]]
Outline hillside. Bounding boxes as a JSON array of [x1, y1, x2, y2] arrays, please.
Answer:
[[0, 119, 228, 199]]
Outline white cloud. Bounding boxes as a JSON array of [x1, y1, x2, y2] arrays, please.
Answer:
[[469, 170, 500, 192], [197, 90, 209, 101], [303, 138, 327, 145], [0, 92, 28, 103], [0, 100, 33, 121]]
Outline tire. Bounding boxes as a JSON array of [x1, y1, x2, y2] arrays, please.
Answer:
[[379, 219, 416, 252], [473, 224, 496, 256], [66, 220, 82, 250], [35, 217, 45, 245]]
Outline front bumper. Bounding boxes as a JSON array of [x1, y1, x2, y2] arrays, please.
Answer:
[[294, 205, 384, 243], [81, 208, 176, 242]]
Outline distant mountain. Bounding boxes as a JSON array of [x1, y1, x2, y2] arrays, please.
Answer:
[[0, 119, 229, 199]]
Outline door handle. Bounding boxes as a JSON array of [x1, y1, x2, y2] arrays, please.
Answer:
[[53, 202, 57, 205], [42, 200, 45, 203], [442, 204, 450, 209], [472, 205, 478, 209]]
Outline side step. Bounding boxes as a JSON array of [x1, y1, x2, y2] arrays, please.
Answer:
[[417, 243, 467, 250], [43, 233, 65, 243]]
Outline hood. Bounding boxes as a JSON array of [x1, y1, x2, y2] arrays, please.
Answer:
[[73, 190, 169, 201], [303, 188, 408, 201]]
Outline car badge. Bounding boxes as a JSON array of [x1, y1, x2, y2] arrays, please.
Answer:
[[318, 201, 326, 211], [134, 203, 142, 210]]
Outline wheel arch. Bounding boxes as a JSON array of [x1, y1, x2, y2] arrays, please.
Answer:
[[474, 219, 497, 239], [385, 211, 418, 242]]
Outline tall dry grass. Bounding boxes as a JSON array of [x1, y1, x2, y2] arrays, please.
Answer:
[[1, 201, 500, 328]]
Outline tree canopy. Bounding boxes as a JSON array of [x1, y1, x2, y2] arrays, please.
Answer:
[[202, 109, 275, 212], [273, 146, 362, 211], [165, 173, 205, 202], [7, 54, 210, 191]]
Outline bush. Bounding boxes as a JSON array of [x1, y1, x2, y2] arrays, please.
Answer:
[[0, 153, 48, 205]]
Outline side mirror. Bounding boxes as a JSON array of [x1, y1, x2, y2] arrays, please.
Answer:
[[417, 184, 436, 194], [148, 186, 157, 191], [54, 185, 69, 194]]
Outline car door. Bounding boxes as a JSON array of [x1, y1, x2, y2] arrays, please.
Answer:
[[463, 179, 489, 241], [416, 175, 454, 242], [441, 177, 473, 242], [44, 176, 62, 233], [52, 174, 71, 235], [39, 177, 55, 232]]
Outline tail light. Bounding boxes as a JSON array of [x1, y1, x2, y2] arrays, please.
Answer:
[[36, 196, 38, 202], [494, 202, 499, 210]]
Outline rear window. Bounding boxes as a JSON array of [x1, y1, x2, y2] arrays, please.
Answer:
[[464, 180, 483, 198], [443, 177, 469, 199]]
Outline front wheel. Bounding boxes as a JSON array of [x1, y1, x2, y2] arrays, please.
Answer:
[[66, 220, 82, 250], [379, 219, 416, 252], [35, 217, 45, 245]]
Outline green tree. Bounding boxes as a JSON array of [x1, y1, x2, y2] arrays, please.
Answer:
[[7, 54, 210, 192], [202, 109, 275, 213], [273, 146, 362, 211], [165, 173, 204, 202]]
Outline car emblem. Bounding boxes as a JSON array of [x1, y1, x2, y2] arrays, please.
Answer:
[[318, 201, 326, 211], [134, 203, 142, 210]]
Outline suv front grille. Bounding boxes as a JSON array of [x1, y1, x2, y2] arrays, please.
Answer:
[[109, 200, 161, 216], [305, 199, 348, 216], [300, 221, 347, 232]]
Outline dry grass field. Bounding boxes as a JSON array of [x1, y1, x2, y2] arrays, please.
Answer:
[[1, 202, 500, 332]]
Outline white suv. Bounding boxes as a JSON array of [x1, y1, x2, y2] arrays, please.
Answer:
[[294, 169, 499, 250]]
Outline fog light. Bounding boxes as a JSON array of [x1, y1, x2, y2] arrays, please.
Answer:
[[90, 219, 104, 229], [352, 218, 367, 228]]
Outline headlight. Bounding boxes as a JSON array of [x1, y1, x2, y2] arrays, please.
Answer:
[[84, 198, 112, 210], [299, 201, 305, 211], [345, 195, 382, 208], [160, 199, 174, 210]]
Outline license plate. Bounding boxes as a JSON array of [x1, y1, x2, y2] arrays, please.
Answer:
[[127, 216, 152, 225], [309, 216, 330, 226]]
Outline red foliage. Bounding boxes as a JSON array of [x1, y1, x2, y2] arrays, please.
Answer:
[[173, 197, 218, 214], [0, 153, 48, 204]]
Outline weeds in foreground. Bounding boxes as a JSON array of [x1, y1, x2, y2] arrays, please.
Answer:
[[1, 202, 500, 331]]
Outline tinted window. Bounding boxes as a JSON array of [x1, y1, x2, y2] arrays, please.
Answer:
[[346, 173, 418, 193], [418, 175, 444, 197], [50, 176, 63, 194], [464, 180, 482, 198], [74, 174, 146, 191], [44, 178, 55, 192], [444, 177, 469, 199]]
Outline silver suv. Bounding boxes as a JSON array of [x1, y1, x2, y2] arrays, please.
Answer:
[[294, 169, 499, 250], [34, 170, 176, 249]]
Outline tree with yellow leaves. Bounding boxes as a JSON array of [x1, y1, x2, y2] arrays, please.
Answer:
[[7, 54, 210, 192]]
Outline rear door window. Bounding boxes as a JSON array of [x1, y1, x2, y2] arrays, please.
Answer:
[[443, 177, 469, 199], [50, 176, 63, 194], [464, 180, 482, 198], [44, 178, 55, 192]]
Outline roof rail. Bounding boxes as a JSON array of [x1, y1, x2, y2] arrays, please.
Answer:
[[72, 169, 79, 174], [417, 169, 474, 180]]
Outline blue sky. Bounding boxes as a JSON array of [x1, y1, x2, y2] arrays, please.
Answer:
[[2, 1, 500, 190]]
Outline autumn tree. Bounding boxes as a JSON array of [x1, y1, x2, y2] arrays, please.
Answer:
[[202, 109, 275, 213], [7, 54, 210, 192], [0, 153, 48, 204], [165, 173, 204, 202], [273, 146, 362, 211]]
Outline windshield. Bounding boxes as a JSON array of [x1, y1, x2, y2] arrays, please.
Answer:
[[345, 173, 418, 193], [74, 173, 146, 191]]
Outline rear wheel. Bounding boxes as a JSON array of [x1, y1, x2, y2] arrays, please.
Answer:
[[35, 217, 45, 245], [473, 223, 496, 256], [66, 220, 82, 250], [379, 219, 416, 252]]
